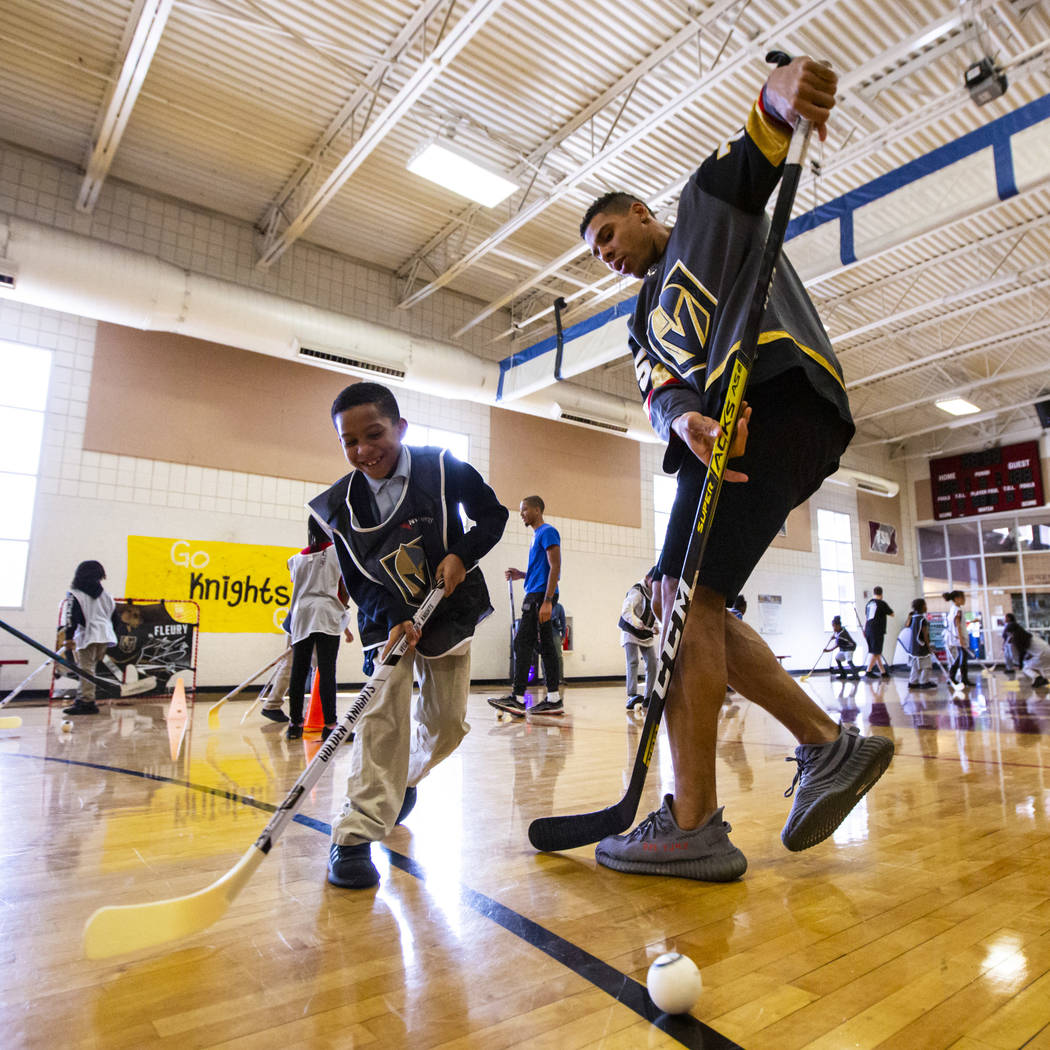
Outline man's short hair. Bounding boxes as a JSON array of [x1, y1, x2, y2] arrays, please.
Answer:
[[579, 192, 651, 239], [331, 382, 400, 423], [873, 586, 883, 595], [522, 495, 545, 513]]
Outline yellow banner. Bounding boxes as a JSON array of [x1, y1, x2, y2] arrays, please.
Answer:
[[126, 536, 298, 633]]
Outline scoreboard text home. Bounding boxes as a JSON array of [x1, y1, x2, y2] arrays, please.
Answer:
[[930, 441, 1044, 520]]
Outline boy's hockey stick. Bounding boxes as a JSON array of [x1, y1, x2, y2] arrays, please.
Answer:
[[0, 658, 52, 707], [507, 578, 516, 683], [799, 635, 836, 681], [0, 618, 120, 695], [83, 583, 445, 959], [207, 650, 287, 729], [529, 106, 814, 853]]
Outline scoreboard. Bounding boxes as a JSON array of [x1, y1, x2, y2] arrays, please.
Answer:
[[930, 440, 1044, 520]]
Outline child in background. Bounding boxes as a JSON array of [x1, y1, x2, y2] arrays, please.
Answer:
[[57, 560, 117, 715], [619, 568, 659, 710], [906, 598, 936, 690], [824, 615, 859, 679], [1003, 620, 1050, 688], [1001, 612, 1018, 674], [284, 517, 353, 742], [942, 590, 974, 687]]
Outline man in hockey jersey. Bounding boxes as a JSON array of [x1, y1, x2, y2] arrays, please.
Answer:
[[309, 382, 508, 889], [579, 56, 893, 880]]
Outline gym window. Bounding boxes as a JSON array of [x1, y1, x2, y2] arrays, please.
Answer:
[[0, 341, 51, 607], [817, 508, 856, 630], [653, 475, 676, 559]]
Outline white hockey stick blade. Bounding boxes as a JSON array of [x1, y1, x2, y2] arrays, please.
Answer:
[[0, 716, 23, 729], [239, 697, 263, 725], [84, 844, 265, 959], [208, 652, 286, 728], [121, 675, 157, 697], [0, 658, 52, 707]]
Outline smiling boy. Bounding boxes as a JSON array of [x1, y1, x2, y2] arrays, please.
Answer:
[[308, 382, 508, 889]]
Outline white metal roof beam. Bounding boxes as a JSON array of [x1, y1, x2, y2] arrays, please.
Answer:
[[853, 394, 1050, 447], [255, 0, 507, 270], [394, 3, 743, 292], [846, 319, 1050, 390], [853, 363, 1047, 423], [833, 265, 1050, 346], [76, 0, 174, 213], [396, 0, 845, 311], [257, 0, 447, 234], [434, 2, 1005, 331]]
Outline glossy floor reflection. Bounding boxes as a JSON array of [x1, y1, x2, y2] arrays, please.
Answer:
[[1, 669, 1049, 1048]]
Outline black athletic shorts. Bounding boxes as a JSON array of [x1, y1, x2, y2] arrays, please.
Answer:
[[657, 369, 852, 598], [864, 622, 885, 655]]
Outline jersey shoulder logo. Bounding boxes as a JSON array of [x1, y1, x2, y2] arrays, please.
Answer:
[[380, 538, 431, 604], [647, 259, 718, 378]]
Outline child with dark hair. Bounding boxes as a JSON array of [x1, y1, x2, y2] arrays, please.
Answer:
[[58, 560, 117, 715], [942, 590, 974, 687], [905, 598, 935, 690], [620, 567, 659, 710], [1003, 620, 1050, 688], [310, 382, 508, 889], [823, 615, 859, 679], [283, 517, 353, 741], [1001, 612, 1018, 673]]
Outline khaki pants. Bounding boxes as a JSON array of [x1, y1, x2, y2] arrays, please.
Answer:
[[75, 642, 108, 701], [332, 646, 471, 845], [262, 646, 292, 711]]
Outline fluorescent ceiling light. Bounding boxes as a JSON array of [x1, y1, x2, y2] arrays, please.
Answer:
[[936, 398, 980, 416], [407, 141, 517, 207]]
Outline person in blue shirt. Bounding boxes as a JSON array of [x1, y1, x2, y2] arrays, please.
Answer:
[[489, 495, 565, 716]]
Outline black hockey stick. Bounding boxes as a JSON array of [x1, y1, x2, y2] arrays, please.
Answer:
[[529, 105, 814, 854], [507, 577, 516, 683], [0, 616, 121, 695]]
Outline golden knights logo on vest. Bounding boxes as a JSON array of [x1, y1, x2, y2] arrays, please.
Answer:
[[380, 536, 432, 603], [308, 447, 493, 659]]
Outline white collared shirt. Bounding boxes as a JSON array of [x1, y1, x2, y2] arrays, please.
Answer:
[[364, 446, 410, 522]]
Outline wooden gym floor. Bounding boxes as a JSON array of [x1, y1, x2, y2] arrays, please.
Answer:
[[1, 670, 1049, 1049]]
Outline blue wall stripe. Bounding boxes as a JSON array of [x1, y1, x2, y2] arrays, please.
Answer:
[[993, 137, 1018, 200], [785, 92, 1050, 244]]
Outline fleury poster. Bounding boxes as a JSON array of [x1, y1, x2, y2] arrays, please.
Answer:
[[126, 536, 298, 633], [54, 599, 199, 696]]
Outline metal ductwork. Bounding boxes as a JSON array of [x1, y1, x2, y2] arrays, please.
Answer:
[[827, 466, 899, 497], [0, 213, 657, 443]]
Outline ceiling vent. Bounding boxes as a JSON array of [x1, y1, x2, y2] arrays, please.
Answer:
[[296, 343, 406, 382], [557, 411, 629, 434]]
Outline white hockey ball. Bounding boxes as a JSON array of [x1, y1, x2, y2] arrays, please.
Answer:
[[646, 952, 703, 1014]]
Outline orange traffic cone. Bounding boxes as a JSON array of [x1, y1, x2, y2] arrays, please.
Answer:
[[303, 670, 325, 732], [167, 677, 188, 720]]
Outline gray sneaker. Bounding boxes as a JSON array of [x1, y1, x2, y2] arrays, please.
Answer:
[[781, 725, 894, 852], [529, 698, 564, 716], [487, 695, 526, 718], [595, 795, 747, 881]]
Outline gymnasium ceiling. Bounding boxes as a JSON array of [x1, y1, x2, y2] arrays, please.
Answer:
[[3, 0, 1050, 460]]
